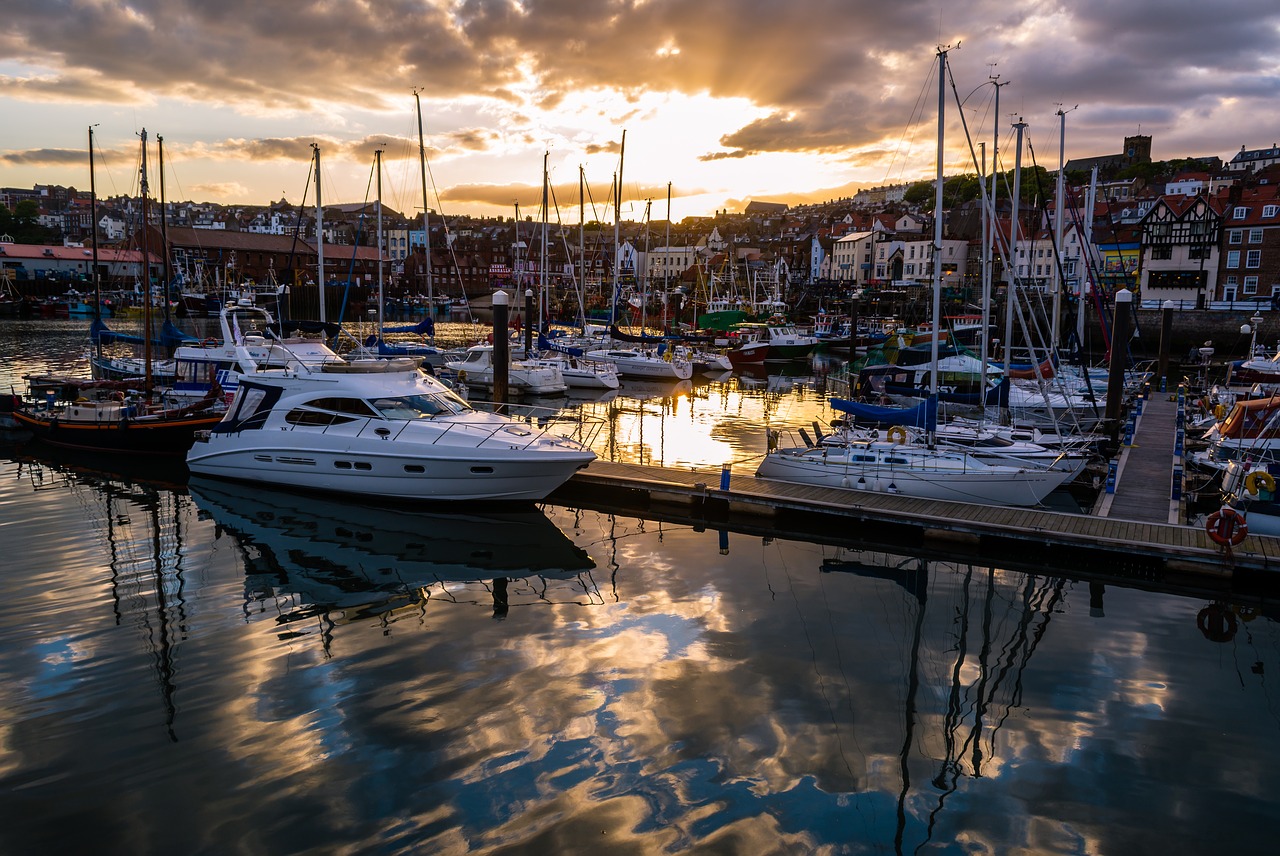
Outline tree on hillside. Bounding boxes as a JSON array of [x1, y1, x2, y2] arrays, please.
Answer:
[[0, 202, 58, 244]]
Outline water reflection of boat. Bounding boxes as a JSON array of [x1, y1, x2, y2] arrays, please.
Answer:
[[189, 478, 596, 620], [618, 378, 693, 401]]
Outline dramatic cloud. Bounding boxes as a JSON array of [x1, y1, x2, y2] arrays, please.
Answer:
[[2, 0, 1278, 213]]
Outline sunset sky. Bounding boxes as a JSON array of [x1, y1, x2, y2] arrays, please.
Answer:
[[2, 0, 1278, 223]]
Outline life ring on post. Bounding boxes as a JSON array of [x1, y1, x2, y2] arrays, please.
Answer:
[[1205, 506, 1248, 547], [886, 426, 908, 445], [1245, 470, 1276, 496]]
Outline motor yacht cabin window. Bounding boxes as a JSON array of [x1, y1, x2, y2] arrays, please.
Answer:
[[370, 393, 471, 420], [284, 396, 379, 427]]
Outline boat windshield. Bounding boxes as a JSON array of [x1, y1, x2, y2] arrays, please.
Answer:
[[370, 392, 471, 420]]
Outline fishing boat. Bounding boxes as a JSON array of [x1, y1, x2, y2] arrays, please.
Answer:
[[186, 348, 596, 501], [732, 321, 818, 361], [12, 129, 226, 455], [12, 376, 224, 455]]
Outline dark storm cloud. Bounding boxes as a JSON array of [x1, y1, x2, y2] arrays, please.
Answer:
[[3, 1, 1278, 164]]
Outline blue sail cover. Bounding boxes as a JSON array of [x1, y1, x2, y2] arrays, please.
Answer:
[[876, 377, 1010, 409], [538, 332, 584, 357], [383, 317, 434, 336], [90, 318, 198, 348], [830, 395, 939, 431]]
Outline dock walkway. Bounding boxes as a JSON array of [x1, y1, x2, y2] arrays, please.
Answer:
[[1097, 392, 1182, 524], [555, 448, 1277, 580]]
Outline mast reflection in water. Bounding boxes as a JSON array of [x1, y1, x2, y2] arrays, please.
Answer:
[[4, 326, 1280, 852]]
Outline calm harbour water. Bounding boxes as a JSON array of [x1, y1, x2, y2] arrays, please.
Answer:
[[2, 318, 1280, 855]]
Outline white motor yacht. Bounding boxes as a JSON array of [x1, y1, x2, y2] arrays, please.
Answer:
[[581, 346, 694, 380], [445, 344, 568, 395], [187, 352, 596, 501]]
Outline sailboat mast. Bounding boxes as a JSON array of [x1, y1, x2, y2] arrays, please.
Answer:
[[88, 126, 101, 325], [664, 181, 672, 328], [313, 143, 325, 323], [1080, 166, 1098, 345], [157, 135, 172, 324], [540, 150, 549, 333], [375, 148, 385, 339], [1053, 106, 1071, 351], [415, 90, 434, 311], [1004, 119, 1026, 370], [578, 166, 586, 327], [930, 47, 948, 397], [612, 130, 625, 327], [138, 129, 154, 393]]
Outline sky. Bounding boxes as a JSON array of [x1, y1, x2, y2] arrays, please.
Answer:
[[1, 0, 1278, 223]]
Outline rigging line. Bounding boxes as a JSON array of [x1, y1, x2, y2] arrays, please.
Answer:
[[334, 157, 378, 322], [882, 56, 939, 187]]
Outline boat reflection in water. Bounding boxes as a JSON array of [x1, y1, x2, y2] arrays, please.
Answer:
[[189, 478, 598, 637]]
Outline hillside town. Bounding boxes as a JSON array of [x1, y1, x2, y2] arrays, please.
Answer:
[[2, 136, 1280, 324]]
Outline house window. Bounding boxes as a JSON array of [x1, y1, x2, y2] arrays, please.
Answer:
[[1229, 230, 1243, 244], [1244, 276, 1259, 294], [1250, 228, 1264, 243], [1227, 250, 1241, 268], [1234, 206, 1249, 219], [1189, 245, 1211, 261], [1225, 275, 1238, 288], [1264, 205, 1279, 218], [1247, 250, 1262, 268], [1151, 246, 1173, 261]]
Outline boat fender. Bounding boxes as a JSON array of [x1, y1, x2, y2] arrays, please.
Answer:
[[887, 426, 908, 445], [1214, 404, 1226, 420], [457, 369, 467, 383], [1196, 603, 1238, 643], [1205, 506, 1248, 547], [1245, 470, 1276, 497]]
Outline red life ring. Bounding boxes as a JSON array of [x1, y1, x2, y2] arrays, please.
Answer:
[[1205, 506, 1248, 547]]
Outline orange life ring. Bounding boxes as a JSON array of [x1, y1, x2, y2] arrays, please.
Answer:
[[1205, 506, 1248, 547], [201, 337, 218, 347]]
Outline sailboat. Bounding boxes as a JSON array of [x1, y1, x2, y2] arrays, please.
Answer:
[[755, 48, 1070, 508], [14, 129, 225, 454]]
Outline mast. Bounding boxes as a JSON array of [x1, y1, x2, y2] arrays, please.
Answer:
[[415, 90, 434, 312], [979, 140, 989, 375], [1053, 106, 1074, 350], [375, 148, 385, 339], [540, 150, 549, 334], [157, 134, 172, 325], [138, 129, 154, 393], [1004, 119, 1026, 371], [1079, 166, 1098, 345], [578, 166, 586, 327], [987, 71, 1007, 374], [929, 46, 948, 398], [664, 181, 672, 328], [611, 130, 625, 327], [88, 126, 101, 326], [312, 143, 325, 323]]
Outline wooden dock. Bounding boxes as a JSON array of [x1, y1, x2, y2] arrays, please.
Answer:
[[552, 448, 1280, 584], [1096, 392, 1183, 524]]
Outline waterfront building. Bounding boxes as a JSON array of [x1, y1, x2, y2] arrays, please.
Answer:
[[1136, 193, 1223, 307], [1217, 183, 1280, 303]]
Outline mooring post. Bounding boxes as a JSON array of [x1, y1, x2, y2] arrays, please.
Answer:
[[524, 287, 535, 356], [492, 289, 509, 406], [1157, 299, 1174, 394], [1105, 288, 1133, 446]]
